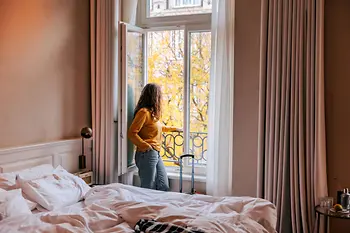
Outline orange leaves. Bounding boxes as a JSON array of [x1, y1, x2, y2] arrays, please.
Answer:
[[147, 30, 211, 161]]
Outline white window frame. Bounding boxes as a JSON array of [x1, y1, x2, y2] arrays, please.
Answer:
[[138, 0, 211, 28], [143, 23, 210, 176], [120, 0, 211, 177], [119, 23, 148, 174], [173, 0, 202, 8]]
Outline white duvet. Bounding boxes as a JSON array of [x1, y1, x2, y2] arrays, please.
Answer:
[[0, 183, 277, 233]]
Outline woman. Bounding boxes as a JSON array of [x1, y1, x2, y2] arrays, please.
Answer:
[[127, 83, 181, 191]]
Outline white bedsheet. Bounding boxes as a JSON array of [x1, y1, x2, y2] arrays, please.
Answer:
[[0, 183, 277, 233], [32, 201, 86, 215]]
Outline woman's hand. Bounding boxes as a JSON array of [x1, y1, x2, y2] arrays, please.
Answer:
[[140, 144, 153, 152]]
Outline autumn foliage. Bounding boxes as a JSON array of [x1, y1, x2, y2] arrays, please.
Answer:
[[147, 30, 211, 166]]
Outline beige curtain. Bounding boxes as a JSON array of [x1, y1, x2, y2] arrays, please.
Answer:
[[257, 0, 328, 232], [121, 0, 138, 24], [206, 0, 235, 197], [90, 0, 120, 184]]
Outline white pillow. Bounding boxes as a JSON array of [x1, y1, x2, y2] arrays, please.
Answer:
[[0, 164, 55, 190], [0, 188, 37, 211], [17, 166, 90, 211], [0, 189, 32, 220]]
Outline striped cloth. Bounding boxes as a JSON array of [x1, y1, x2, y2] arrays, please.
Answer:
[[134, 219, 205, 233]]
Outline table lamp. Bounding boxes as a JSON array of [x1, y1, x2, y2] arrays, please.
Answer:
[[79, 127, 93, 170]]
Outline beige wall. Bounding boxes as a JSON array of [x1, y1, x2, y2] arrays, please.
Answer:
[[325, 0, 350, 232], [0, 0, 91, 148], [232, 0, 262, 196]]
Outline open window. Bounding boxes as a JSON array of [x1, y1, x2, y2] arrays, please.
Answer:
[[119, 23, 146, 174], [119, 0, 211, 176], [146, 26, 211, 175]]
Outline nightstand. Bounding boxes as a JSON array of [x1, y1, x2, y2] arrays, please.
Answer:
[[74, 170, 94, 186]]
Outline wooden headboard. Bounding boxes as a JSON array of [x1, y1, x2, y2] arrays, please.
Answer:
[[0, 139, 92, 173]]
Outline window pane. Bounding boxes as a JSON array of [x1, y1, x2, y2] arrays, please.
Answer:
[[149, 0, 212, 18], [126, 31, 145, 166], [147, 30, 185, 166], [189, 31, 211, 166]]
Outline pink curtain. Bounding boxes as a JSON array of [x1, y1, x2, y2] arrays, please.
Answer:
[[90, 0, 120, 184], [257, 0, 328, 232]]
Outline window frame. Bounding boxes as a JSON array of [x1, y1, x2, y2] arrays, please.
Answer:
[[173, 0, 202, 8], [133, 0, 212, 176], [144, 23, 211, 176], [119, 23, 148, 173], [138, 0, 211, 28]]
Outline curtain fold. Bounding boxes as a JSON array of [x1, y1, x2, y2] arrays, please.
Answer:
[[257, 0, 327, 232], [121, 0, 138, 25], [90, 0, 119, 184], [206, 0, 235, 197]]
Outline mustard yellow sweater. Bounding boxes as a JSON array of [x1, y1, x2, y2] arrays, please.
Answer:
[[127, 108, 178, 152]]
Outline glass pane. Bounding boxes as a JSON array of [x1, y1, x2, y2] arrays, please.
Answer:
[[149, 0, 212, 18], [189, 31, 211, 166], [147, 30, 185, 166], [126, 31, 144, 166]]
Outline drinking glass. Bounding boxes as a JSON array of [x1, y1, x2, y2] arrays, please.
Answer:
[[320, 197, 333, 208], [320, 197, 327, 207], [325, 197, 333, 208]]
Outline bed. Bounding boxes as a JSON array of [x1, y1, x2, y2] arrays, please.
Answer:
[[0, 171, 277, 232], [0, 153, 277, 233]]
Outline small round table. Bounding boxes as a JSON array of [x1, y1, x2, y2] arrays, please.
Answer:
[[315, 205, 350, 232]]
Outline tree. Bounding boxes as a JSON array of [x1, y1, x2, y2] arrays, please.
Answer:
[[147, 30, 211, 165]]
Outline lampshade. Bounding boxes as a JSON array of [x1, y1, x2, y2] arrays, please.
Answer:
[[81, 127, 93, 139]]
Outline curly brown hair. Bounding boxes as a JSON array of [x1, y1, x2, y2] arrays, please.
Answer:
[[134, 83, 162, 120]]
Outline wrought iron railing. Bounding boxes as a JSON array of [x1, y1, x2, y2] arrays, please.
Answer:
[[161, 132, 207, 166]]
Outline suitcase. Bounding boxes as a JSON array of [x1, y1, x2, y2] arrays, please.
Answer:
[[179, 154, 196, 195]]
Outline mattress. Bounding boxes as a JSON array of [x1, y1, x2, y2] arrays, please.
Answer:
[[0, 183, 277, 233]]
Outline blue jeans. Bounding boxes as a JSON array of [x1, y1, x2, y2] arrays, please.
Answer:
[[135, 149, 169, 191]]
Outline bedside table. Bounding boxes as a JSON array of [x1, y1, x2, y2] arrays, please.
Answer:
[[74, 170, 93, 186]]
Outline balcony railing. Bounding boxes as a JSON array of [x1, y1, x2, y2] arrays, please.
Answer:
[[161, 132, 207, 166]]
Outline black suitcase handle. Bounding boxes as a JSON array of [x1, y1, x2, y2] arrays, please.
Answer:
[[179, 154, 195, 194]]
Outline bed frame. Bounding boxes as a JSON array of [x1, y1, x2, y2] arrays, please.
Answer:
[[0, 139, 92, 173]]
